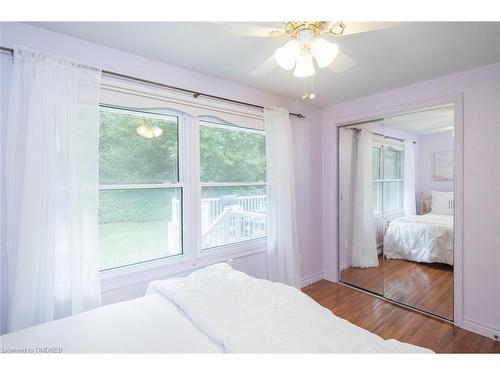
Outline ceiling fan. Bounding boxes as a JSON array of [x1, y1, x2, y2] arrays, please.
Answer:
[[268, 21, 347, 78], [216, 22, 399, 78], [215, 21, 399, 99]]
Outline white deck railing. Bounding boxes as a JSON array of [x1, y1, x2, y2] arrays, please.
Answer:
[[201, 195, 267, 230], [202, 208, 266, 249], [201, 195, 267, 249], [168, 195, 267, 251]]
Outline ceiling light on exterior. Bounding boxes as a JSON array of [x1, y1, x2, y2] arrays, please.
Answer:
[[136, 124, 163, 139]]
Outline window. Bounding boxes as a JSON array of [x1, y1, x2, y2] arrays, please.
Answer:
[[98, 83, 268, 274], [372, 144, 404, 216], [199, 120, 267, 250], [98, 107, 183, 270]]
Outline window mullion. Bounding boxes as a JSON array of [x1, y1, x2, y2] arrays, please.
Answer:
[[99, 183, 184, 190], [183, 115, 201, 266], [200, 181, 266, 187]]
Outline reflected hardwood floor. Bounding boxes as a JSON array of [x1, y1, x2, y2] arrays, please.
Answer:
[[303, 280, 500, 353], [341, 255, 453, 320]]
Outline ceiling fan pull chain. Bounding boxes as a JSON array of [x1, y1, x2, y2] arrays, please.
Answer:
[[309, 76, 316, 99], [302, 76, 316, 100], [302, 77, 308, 100]]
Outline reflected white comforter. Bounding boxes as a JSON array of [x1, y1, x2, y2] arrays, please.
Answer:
[[384, 213, 453, 265]]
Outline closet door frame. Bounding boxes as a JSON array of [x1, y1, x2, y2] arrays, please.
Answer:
[[331, 93, 464, 327]]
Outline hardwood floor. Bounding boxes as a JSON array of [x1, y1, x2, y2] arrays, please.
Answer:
[[341, 255, 453, 320], [303, 280, 500, 353]]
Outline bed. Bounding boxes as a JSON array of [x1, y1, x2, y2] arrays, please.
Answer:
[[383, 191, 454, 265], [1, 263, 432, 353]]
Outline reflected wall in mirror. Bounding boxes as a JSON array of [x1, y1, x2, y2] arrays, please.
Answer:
[[339, 105, 455, 320]]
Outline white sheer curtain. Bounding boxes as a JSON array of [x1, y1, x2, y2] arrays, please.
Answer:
[[403, 140, 417, 216], [4, 47, 102, 332], [264, 107, 301, 288], [351, 129, 379, 268]]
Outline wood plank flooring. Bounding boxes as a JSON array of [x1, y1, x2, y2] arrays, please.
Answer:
[[303, 280, 500, 353], [341, 256, 453, 319]]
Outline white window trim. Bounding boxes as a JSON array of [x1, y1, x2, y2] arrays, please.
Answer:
[[98, 83, 268, 290], [372, 143, 404, 217], [197, 119, 267, 254], [100, 77, 264, 130], [98, 107, 188, 273]]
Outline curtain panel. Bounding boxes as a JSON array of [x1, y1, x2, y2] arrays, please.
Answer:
[[264, 107, 301, 288], [351, 129, 379, 268], [4, 47, 102, 332]]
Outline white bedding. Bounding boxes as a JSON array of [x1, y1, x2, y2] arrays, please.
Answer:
[[2, 263, 432, 353], [147, 263, 432, 353], [384, 213, 453, 265]]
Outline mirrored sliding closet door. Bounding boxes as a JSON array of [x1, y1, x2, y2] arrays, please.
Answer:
[[338, 105, 455, 320]]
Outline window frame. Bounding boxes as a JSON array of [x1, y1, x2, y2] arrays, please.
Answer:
[[97, 105, 188, 272], [98, 85, 267, 288], [372, 141, 405, 218], [198, 119, 267, 253]]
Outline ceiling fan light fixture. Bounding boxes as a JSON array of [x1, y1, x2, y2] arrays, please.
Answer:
[[311, 38, 339, 68], [274, 40, 300, 70], [293, 54, 315, 78]]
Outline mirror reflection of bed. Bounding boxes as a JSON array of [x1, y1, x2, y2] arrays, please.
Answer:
[[338, 105, 455, 321]]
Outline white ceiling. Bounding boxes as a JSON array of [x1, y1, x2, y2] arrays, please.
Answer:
[[27, 22, 500, 107], [384, 106, 454, 135]]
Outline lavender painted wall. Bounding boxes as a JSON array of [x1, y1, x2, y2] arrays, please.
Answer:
[[322, 62, 500, 339], [416, 130, 454, 197], [0, 22, 324, 334]]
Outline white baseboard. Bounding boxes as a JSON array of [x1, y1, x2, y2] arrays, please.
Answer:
[[340, 260, 351, 271], [462, 319, 500, 341], [301, 272, 326, 288]]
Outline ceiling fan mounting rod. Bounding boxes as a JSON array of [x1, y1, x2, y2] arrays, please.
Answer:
[[286, 22, 324, 38]]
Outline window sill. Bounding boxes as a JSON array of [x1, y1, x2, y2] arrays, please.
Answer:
[[199, 237, 267, 261], [99, 239, 267, 293]]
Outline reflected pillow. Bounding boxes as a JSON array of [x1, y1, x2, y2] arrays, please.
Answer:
[[431, 191, 454, 215]]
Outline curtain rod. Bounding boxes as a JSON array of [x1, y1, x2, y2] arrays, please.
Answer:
[[0, 46, 305, 119], [350, 127, 417, 144]]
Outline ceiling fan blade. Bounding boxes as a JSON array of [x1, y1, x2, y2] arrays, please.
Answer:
[[211, 22, 283, 38], [250, 54, 277, 77], [328, 50, 355, 74], [336, 22, 403, 36]]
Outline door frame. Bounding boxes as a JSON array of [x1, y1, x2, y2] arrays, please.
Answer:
[[330, 93, 464, 326]]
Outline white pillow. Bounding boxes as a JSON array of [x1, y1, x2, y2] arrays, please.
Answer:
[[431, 191, 454, 215]]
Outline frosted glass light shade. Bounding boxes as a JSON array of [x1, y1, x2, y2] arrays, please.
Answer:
[[136, 125, 164, 139], [274, 40, 300, 70], [293, 55, 315, 77], [311, 38, 339, 68]]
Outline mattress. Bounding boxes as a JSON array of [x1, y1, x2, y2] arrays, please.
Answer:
[[384, 213, 453, 265]]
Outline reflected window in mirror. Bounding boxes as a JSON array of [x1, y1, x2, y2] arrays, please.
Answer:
[[372, 145, 404, 217]]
